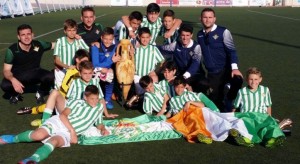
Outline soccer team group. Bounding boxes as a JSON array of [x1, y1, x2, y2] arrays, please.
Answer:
[[0, 3, 290, 163]]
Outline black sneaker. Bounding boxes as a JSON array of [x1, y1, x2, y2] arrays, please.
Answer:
[[9, 94, 23, 104], [17, 107, 32, 115], [36, 92, 45, 104]]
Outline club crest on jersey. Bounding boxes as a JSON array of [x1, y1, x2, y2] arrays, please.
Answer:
[[105, 53, 110, 57], [96, 30, 100, 34], [213, 34, 219, 40], [33, 46, 39, 52]]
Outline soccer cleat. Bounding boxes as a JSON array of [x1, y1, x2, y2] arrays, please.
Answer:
[[106, 101, 114, 110], [18, 158, 37, 164], [9, 94, 23, 104], [36, 92, 45, 104], [31, 119, 42, 127], [126, 95, 139, 108], [265, 137, 285, 148], [197, 133, 213, 144], [0, 135, 15, 145], [229, 129, 254, 147], [17, 107, 32, 115]]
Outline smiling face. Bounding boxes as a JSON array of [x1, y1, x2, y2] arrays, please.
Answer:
[[180, 31, 193, 47], [84, 93, 99, 107], [17, 28, 33, 46], [247, 74, 262, 91], [101, 34, 114, 47], [81, 10, 96, 29], [139, 32, 151, 46], [175, 84, 186, 96], [200, 11, 216, 31], [130, 19, 142, 32], [163, 16, 175, 30]]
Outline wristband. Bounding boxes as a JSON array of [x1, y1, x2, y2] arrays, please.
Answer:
[[128, 27, 133, 31]]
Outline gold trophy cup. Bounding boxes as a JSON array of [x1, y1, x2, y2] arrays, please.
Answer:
[[116, 39, 135, 100]]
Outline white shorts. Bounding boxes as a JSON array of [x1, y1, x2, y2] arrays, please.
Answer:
[[41, 115, 71, 147], [54, 69, 67, 89]]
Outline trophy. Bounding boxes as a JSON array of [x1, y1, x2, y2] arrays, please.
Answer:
[[115, 39, 135, 100]]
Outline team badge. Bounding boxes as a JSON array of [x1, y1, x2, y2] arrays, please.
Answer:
[[96, 30, 100, 34], [33, 46, 39, 52], [213, 34, 219, 40], [105, 52, 110, 57]]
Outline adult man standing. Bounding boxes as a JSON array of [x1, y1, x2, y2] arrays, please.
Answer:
[[77, 6, 103, 47], [197, 8, 243, 112], [1, 24, 55, 104]]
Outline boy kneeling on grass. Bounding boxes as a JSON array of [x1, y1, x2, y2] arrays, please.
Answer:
[[0, 85, 109, 163]]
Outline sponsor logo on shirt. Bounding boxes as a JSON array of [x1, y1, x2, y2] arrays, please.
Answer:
[[34, 46, 39, 52], [213, 34, 219, 40]]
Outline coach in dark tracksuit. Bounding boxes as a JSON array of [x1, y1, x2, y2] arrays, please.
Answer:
[[197, 8, 243, 112], [159, 24, 202, 91], [1, 24, 54, 104]]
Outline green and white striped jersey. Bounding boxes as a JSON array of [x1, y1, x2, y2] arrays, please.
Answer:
[[169, 91, 219, 114], [234, 85, 272, 114], [141, 16, 162, 45], [67, 78, 103, 100], [143, 83, 166, 114], [54, 36, 89, 66], [67, 99, 104, 135], [134, 45, 164, 76]]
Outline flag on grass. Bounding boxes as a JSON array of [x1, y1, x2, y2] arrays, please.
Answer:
[[167, 105, 284, 143], [78, 114, 182, 145]]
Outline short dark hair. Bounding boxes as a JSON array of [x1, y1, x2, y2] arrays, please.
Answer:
[[78, 61, 94, 72], [81, 6, 95, 16], [201, 8, 215, 17], [101, 27, 114, 36], [138, 27, 151, 36], [84, 85, 99, 97], [161, 61, 177, 72], [173, 76, 187, 87], [74, 49, 90, 64], [139, 75, 153, 89], [64, 19, 77, 30], [147, 3, 160, 13], [17, 24, 32, 34], [179, 24, 193, 34], [163, 9, 175, 19], [129, 11, 143, 21]]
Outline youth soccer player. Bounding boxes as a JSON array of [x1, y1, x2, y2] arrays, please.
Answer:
[[122, 3, 181, 45], [127, 27, 164, 107], [91, 27, 121, 109], [53, 19, 89, 89], [114, 11, 143, 46], [0, 85, 109, 163], [159, 9, 180, 45], [233, 67, 272, 115], [139, 75, 169, 116]]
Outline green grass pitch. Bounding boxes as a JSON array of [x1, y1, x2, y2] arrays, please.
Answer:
[[0, 6, 300, 164]]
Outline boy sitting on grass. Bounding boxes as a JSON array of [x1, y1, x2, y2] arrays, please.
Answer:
[[31, 61, 118, 127], [232, 67, 285, 147], [233, 67, 272, 115], [0, 85, 109, 163], [139, 75, 169, 116]]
